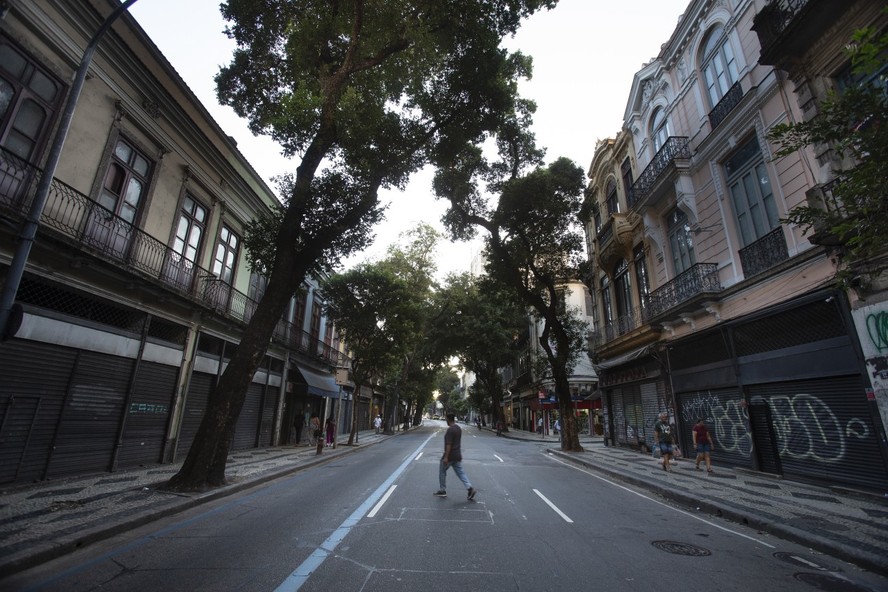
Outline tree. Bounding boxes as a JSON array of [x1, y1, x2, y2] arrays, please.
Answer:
[[321, 263, 413, 445], [438, 273, 527, 430], [768, 23, 888, 291], [166, 0, 558, 490], [435, 128, 589, 450]]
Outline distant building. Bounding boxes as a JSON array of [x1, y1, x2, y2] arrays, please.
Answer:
[[581, 0, 888, 490]]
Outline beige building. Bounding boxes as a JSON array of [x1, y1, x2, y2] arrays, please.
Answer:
[[0, 0, 357, 485], [583, 0, 888, 490]]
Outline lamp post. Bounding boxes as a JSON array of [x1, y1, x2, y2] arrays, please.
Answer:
[[0, 0, 141, 341]]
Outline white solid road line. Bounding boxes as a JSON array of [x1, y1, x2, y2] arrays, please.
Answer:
[[367, 485, 397, 518], [494, 454, 504, 462], [533, 488, 574, 523]]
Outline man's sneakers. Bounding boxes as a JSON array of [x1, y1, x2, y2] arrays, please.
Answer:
[[467, 487, 477, 500], [433, 490, 447, 497]]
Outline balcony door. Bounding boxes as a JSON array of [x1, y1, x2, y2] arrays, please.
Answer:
[[725, 136, 779, 247], [208, 223, 239, 311], [667, 208, 696, 275], [163, 194, 206, 291], [86, 138, 151, 259]]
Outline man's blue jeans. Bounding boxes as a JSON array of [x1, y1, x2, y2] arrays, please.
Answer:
[[440, 460, 471, 491]]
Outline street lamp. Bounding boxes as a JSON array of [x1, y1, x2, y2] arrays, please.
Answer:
[[0, 0, 141, 340]]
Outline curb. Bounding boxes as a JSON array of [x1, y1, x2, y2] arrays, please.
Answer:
[[0, 440, 377, 578], [547, 449, 888, 577]]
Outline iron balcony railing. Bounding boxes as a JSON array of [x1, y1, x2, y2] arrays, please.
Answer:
[[754, 0, 810, 47], [0, 147, 343, 367], [627, 136, 691, 209], [709, 81, 743, 130], [738, 227, 789, 278], [646, 263, 722, 319]]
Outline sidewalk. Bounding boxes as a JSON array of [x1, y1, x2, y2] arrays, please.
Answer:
[[500, 427, 888, 576], [2, 426, 887, 580], [0, 429, 391, 578]]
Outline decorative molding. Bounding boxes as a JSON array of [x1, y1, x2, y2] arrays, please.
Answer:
[[755, 115, 772, 162], [142, 97, 161, 119], [703, 301, 722, 322], [709, 160, 725, 202]]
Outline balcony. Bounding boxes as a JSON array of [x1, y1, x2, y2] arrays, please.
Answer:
[[738, 227, 790, 278], [627, 137, 691, 209], [0, 147, 343, 368], [709, 81, 743, 130], [753, 0, 850, 70], [645, 263, 722, 320], [595, 212, 635, 270]]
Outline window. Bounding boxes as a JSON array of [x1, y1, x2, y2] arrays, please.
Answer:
[[212, 224, 239, 285], [700, 24, 739, 109], [0, 39, 60, 162], [583, 286, 595, 317], [248, 271, 268, 302], [600, 275, 614, 328], [164, 194, 206, 290], [633, 244, 651, 314], [293, 290, 307, 332], [667, 208, 696, 274], [651, 107, 670, 152], [99, 138, 151, 223], [724, 136, 779, 247], [613, 259, 633, 327], [605, 179, 619, 216], [620, 158, 633, 200]]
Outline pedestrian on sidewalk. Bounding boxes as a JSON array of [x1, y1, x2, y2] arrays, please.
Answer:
[[434, 413, 477, 501], [325, 416, 335, 447], [374, 414, 382, 434], [654, 411, 675, 472], [537, 416, 543, 437], [693, 417, 714, 473]]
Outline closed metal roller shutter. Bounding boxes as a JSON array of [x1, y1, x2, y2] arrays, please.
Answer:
[[0, 339, 77, 484], [748, 377, 888, 490], [47, 351, 133, 479], [259, 383, 278, 447], [177, 372, 213, 459], [676, 388, 752, 469], [117, 361, 178, 469], [232, 383, 263, 450]]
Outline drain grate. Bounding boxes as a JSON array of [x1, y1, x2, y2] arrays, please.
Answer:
[[651, 540, 712, 556]]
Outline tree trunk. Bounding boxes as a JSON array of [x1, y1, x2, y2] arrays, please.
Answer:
[[166, 271, 296, 491]]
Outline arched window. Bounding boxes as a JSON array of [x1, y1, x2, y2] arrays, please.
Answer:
[[651, 107, 669, 152], [700, 24, 739, 108]]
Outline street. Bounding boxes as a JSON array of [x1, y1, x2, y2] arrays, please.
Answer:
[[5, 420, 886, 592]]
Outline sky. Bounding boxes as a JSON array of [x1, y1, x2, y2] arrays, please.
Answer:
[[128, 0, 689, 279]]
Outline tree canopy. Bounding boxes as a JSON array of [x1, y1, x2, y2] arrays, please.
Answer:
[[167, 0, 559, 491]]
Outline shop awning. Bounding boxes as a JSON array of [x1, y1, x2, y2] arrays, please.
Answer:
[[294, 366, 340, 398], [592, 344, 653, 371]]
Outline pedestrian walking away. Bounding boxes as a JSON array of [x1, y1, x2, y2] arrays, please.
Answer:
[[434, 413, 477, 501], [537, 416, 543, 437], [693, 417, 715, 473], [653, 411, 675, 472], [325, 416, 335, 447]]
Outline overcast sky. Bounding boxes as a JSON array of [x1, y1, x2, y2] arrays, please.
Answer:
[[129, 0, 689, 278]]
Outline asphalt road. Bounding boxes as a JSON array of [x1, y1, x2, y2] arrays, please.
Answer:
[[6, 421, 886, 592]]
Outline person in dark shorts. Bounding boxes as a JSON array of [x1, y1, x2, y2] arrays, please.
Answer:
[[653, 411, 675, 472], [693, 417, 714, 473], [434, 413, 476, 500]]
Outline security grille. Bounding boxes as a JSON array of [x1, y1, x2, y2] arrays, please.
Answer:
[[668, 329, 730, 370], [733, 298, 845, 356]]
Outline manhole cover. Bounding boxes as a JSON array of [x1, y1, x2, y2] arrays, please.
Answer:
[[794, 572, 871, 591], [774, 552, 838, 572], [651, 540, 711, 556]]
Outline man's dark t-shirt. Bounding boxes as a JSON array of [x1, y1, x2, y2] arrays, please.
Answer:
[[445, 422, 463, 462]]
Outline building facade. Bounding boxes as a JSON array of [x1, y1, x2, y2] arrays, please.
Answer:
[[583, 0, 888, 490], [0, 0, 355, 486]]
